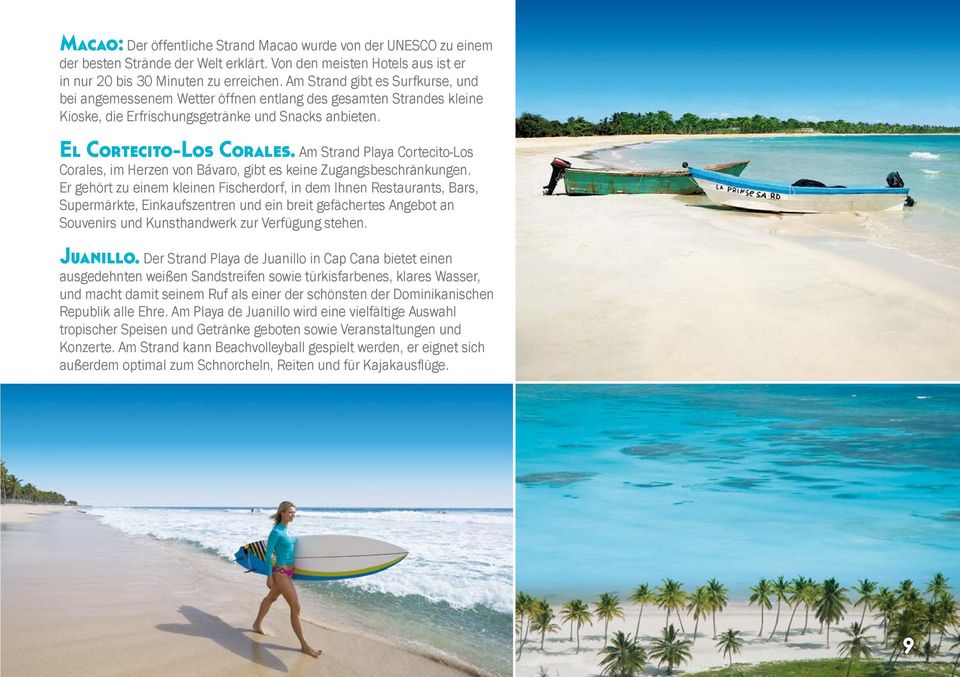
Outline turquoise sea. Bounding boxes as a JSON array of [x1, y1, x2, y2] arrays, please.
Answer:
[[516, 385, 960, 601], [590, 135, 960, 267]]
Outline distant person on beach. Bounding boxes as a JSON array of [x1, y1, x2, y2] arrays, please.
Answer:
[[252, 501, 322, 657]]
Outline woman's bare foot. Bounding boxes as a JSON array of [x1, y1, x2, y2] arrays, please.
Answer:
[[301, 645, 322, 658], [252, 623, 266, 635]]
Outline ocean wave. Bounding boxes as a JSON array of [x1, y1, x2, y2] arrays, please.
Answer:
[[295, 509, 512, 525], [219, 508, 509, 525], [86, 507, 512, 613], [910, 151, 941, 160], [921, 169, 941, 176]]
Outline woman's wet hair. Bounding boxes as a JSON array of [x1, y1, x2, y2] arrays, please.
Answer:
[[271, 500, 296, 525]]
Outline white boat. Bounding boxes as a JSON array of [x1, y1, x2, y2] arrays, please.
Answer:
[[687, 166, 910, 213]]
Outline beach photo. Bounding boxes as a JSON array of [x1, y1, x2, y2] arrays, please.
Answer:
[[515, 384, 960, 675], [516, 0, 960, 381], [0, 384, 513, 677]]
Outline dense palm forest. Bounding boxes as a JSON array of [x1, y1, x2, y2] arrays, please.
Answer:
[[1, 461, 70, 504], [515, 111, 960, 138], [517, 573, 960, 676]]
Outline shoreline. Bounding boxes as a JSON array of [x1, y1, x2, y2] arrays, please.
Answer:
[[0, 503, 73, 524], [515, 599, 951, 675], [516, 136, 960, 381], [1, 509, 484, 676]]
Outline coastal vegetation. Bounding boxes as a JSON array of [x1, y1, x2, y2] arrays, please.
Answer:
[[597, 593, 626, 644], [684, 660, 954, 675], [716, 629, 744, 669], [0, 461, 69, 504], [599, 631, 646, 677], [515, 111, 960, 138], [516, 573, 960, 675]]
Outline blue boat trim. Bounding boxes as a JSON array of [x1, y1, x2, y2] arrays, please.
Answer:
[[688, 167, 909, 195]]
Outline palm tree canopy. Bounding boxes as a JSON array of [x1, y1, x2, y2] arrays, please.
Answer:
[[749, 578, 774, 610], [630, 584, 654, 605], [715, 628, 744, 657], [772, 576, 791, 601], [926, 572, 950, 600], [530, 604, 560, 636], [599, 631, 647, 677], [596, 593, 625, 621], [560, 599, 593, 626], [706, 578, 729, 612], [648, 624, 693, 671], [814, 578, 849, 625], [688, 585, 712, 620], [838, 622, 875, 661], [853, 579, 878, 608], [656, 579, 688, 612]]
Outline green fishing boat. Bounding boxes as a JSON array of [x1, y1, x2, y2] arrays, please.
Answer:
[[544, 159, 750, 195]]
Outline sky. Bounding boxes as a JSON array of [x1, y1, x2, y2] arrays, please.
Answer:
[[0, 385, 513, 508], [517, 0, 960, 125]]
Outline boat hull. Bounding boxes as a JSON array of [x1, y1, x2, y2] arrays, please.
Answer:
[[689, 167, 909, 213], [563, 161, 749, 196]]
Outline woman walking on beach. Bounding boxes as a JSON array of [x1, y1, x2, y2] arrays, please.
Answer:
[[253, 501, 322, 657]]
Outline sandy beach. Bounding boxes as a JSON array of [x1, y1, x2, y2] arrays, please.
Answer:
[[0, 509, 475, 677], [0, 503, 72, 524], [517, 134, 960, 381], [515, 599, 929, 676]]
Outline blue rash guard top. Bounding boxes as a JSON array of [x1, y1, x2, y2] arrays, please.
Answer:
[[264, 523, 296, 568]]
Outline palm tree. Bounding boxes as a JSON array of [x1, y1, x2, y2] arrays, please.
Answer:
[[515, 593, 540, 659], [749, 578, 774, 637], [768, 576, 790, 639], [873, 587, 897, 643], [596, 593, 625, 644], [947, 630, 960, 676], [560, 600, 577, 641], [888, 592, 926, 666], [706, 578, 729, 640], [801, 580, 823, 635], [648, 624, 693, 675], [656, 579, 688, 634], [853, 579, 877, 626], [629, 583, 655, 639], [927, 572, 950, 601], [838, 622, 874, 677], [6, 474, 21, 500], [898, 579, 918, 601], [560, 599, 593, 653], [784, 577, 812, 642], [530, 602, 560, 651], [815, 578, 849, 649], [716, 628, 744, 672], [687, 585, 711, 644], [935, 594, 958, 650], [599, 631, 647, 677], [920, 640, 939, 663], [516, 592, 534, 641]]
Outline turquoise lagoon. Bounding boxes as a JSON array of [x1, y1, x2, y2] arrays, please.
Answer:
[[589, 135, 960, 267], [516, 385, 960, 601]]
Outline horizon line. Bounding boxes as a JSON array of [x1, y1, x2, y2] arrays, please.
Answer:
[[79, 504, 513, 510], [515, 110, 960, 129]]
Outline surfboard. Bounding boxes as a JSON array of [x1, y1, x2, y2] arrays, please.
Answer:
[[234, 534, 408, 581]]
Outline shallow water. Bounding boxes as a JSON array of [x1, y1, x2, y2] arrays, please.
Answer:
[[90, 506, 513, 675], [590, 135, 960, 268], [516, 385, 960, 600]]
